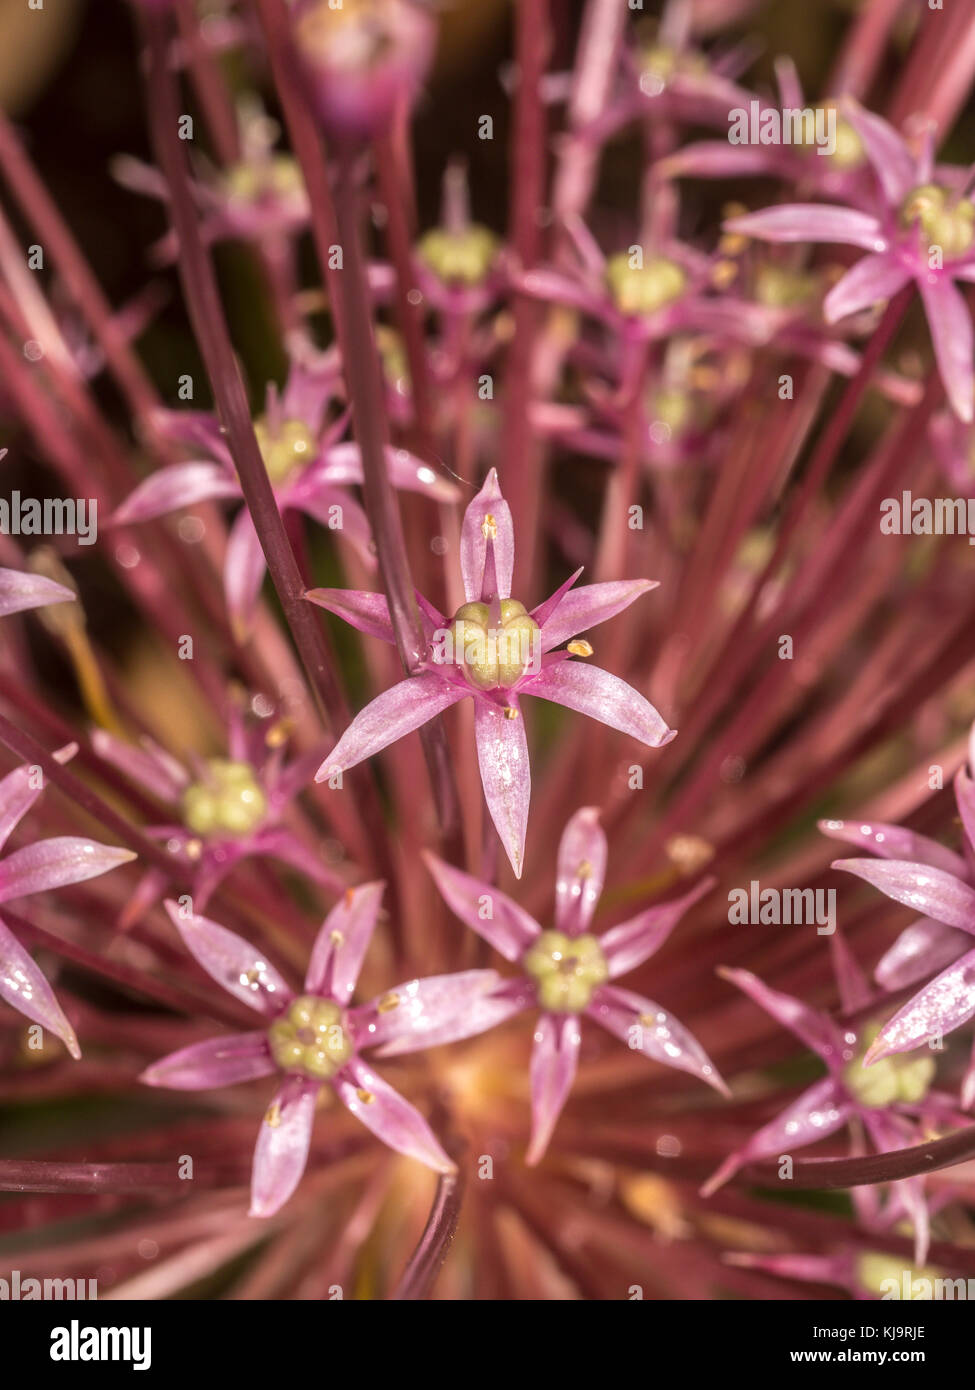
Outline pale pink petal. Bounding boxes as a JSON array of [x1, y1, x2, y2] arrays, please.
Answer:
[[820, 816, 967, 877], [333, 1057, 455, 1172], [304, 881, 385, 1002], [460, 468, 514, 602], [304, 587, 395, 644], [474, 696, 530, 880], [955, 768, 975, 857], [600, 877, 715, 978], [250, 828, 346, 897], [357, 970, 525, 1054], [525, 1012, 582, 1165], [874, 917, 968, 991], [823, 254, 911, 323], [0, 744, 76, 852], [554, 806, 607, 935], [249, 1076, 319, 1217], [832, 858, 975, 933], [918, 274, 974, 424], [0, 837, 135, 903], [224, 507, 268, 634], [0, 912, 80, 1058], [423, 851, 541, 959], [539, 579, 658, 653], [701, 1077, 853, 1196], [719, 966, 846, 1063], [841, 102, 918, 204], [140, 1031, 275, 1089], [864, 947, 975, 1062], [588, 983, 728, 1094], [163, 899, 293, 1017], [530, 568, 583, 629], [315, 675, 468, 779], [292, 488, 377, 571], [112, 463, 240, 524], [725, 204, 886, 251], [661, 141, 787, 180], [0, 568, 75, 619], [304, 442, 458, 502], [527, 661, 676, 748], [91, 728, 189, 803]]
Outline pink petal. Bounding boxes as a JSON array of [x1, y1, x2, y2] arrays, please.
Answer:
[[0, 912, 80, 1058], [874, 917, 968, 991], [918, 274, 974, 423], [819, 817, 967, 877], [554, 806, 607, 935], [250, 828, 345, 897], [304, 881, 385, 1002], [527, 661, 676, 748], [600, 877, 716, 979], [841, 102, 918, 205], [661, 141, 787, 180], [0, 568, 76, 619], [955, 768, 975, 857], [249, 1076, 319, 1217], [832, 858, 975, 933], [701, 1077, 853, 1196], [474, 696, 531, 879], [719, 967, 845, 1063], [305, 442, 458, 502], [423, 851, 541, 959], [539, 579, 658, 654], [823, 254, 911, 323], [0, 744, 76, 853], [864, 946, 975, 1062], [0, 837, 135, 903], [304, 588, 396, 644], [525, 1012, 582, 1165], [292, 487, 377, 572], [333, 1057, 455, 1172], [460, 468, 514, 603], [588, 983, 728, 1094], [91, 728, 189, 803], [725, 204, 886, 252], [316, 675, 468, 779], [140, 1031, 275, 1089], [224, 507, 268, 635], [112, 462, 240, 524], [163, 899, 293, 1017], [357, 969, 524, 1054], [530, 568, 583, 629]]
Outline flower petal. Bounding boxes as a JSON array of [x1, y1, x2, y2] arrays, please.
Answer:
[[112, 462, 240, 524], [832, 858, 975, 933], [304, 587, 396, 644], [525, 1012, 582, 1165], [461, 468, 514, 602], [864, 947, 975, 1063], [140, 1031, 275, 1089], [224, 507, 268, 635], [423, 850, 541, 959], [539, 579, 658, 654], [474, 696, 530, 879], [554, 806, 607, 935], [600, 877, 715, 979], [91, 728, 189, 803], [163, 899, 293, 1017], [527, 661, 676, 748], [718, 966, 845, 1062], [304, 881, 385, 1002], [823, 254, 911, 323], [874, 917, 968, 991], [316, 675, 468, 779], [588, 983, 728, 1094], [0, 568, 75, 619], [358, 970, 524, 1054], [820, 816, 967, 877], [725, 204, 886, 251], [841, 101, 918, 205], [918, 274, 974, 424], [0, 744, 76, 853], [0, 911, 80, 1058], [0, 837, 135, 903], [334, 1057, 455, 1172], [249, 1076, 319, 1217]]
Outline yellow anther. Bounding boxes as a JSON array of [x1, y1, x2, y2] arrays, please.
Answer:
[[567, 639, 593, 657], [377, 992, 400, 1013]]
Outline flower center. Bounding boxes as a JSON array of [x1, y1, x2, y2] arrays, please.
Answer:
[[856, 1252, 939, 1299], [447, 599, 540, 691], [605, 254, 687, 317], [842, 1024, 935, 1109], [223, 156, 306, 208], [417, 225, 498, 287], [523, 930, 608, 1013], [900, 184, 975, 258], [268, 995, 353, 1080], [181, 759, 268, 839], [253, 416, 316, 485], [294, 0, 394, 72]]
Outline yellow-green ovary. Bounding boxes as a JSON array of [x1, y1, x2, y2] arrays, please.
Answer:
[[900, 184, 975, 258], [449, 599, 540, 690], [523, 931, 609, 1013], [606, 254, 686, 317], [842, 1025, 935, 1108], [268, 995, 352, 1079], [181, 759, 268, 838], [253, 416, 316, 485]]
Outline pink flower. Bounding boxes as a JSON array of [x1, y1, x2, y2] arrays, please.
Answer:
[[309, 470, 676, 876], [0, 748, 135, 1057], [0, 567, 75, 619], [725, 102, 975, 420], [425, 806, 726, 1163], [141, 889, 503, 1216]]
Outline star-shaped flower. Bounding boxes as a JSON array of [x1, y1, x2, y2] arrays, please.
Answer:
[[424, 806, 725, 1163], [141, 888, 506, 1216], [309, 470, 676, 876]]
